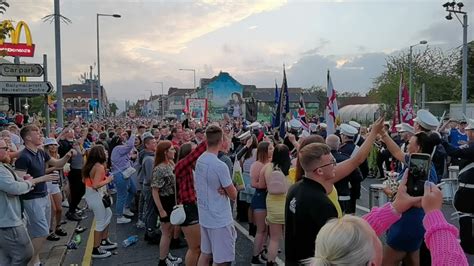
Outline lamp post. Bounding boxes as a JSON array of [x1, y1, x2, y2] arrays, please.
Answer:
[[145, 89, 153, 117], [409, 40, 428, 101], [443, 1, 468, 114], [155, 81, 164, 118], [97, 13, 121, 119]]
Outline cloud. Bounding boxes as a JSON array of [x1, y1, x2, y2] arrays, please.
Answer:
[[118, 0, 287, 55]]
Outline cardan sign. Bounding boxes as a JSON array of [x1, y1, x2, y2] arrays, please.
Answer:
[[0, 20, 35, 57]]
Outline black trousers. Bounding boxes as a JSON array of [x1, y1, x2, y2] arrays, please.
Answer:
[[459, 216, 474, 254], [67, 168, 85, 213]]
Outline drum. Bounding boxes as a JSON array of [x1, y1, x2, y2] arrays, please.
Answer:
[[440, 178, 458, 203], [369, 184, 388, 209], [448, 165, 460, 180]]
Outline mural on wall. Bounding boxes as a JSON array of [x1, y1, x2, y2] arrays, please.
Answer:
[[204, 72, 244, 120]]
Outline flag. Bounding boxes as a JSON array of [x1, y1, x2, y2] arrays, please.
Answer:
[[325, 70, 339, 135], [391, 95, 400, 133], [298, 93, 306, 123], [278, 66, 290, 138], [272, 81, 280, 128], [400, 81, 414, 126]]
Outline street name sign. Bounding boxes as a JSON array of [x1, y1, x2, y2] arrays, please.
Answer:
[[0, 63, 44, 77], [0, 81, 53, 95]]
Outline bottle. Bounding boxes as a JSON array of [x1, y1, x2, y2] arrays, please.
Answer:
[[122, 235, 139, 247], [74, 234, 81, 245]]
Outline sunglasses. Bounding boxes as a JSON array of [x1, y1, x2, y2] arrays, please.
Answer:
[[313, 160, 337, 173], [0, 146, 9, 151]]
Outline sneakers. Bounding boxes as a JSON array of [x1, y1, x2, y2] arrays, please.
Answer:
[[100, 239, 118, 250], [61, 200, 69, 208], [166, 253, 182, 264], [66, 212, 82, 221], [136, 220, 146, 229], [55, 228, 67, 236], [117, 216, 131, 224], [123, 208, 134, 217], [251, 254, 267, 265], [47, 232, 60, 241], [92, 247, 112, 259]]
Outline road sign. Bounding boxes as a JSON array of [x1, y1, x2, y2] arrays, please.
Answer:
[[0, 63, 44, 77], [0, 81, 53, 95]]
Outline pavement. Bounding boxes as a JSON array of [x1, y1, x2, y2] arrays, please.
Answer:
[[45, 178, 474, 265]]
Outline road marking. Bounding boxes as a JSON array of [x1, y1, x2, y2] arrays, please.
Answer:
[[356, 204, 370, 213], [233, 221, 285, 265], [82, 219, 96, 266]]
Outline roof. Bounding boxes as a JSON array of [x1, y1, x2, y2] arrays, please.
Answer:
[[167, 87, 195, 97], [63, 81, 102, 94]]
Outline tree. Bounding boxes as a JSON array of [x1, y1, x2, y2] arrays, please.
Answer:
[[456, 41, 474, 100], [302, 85, 326, 114], [109, 102, 118, 116], [370, 47, 460, 107]]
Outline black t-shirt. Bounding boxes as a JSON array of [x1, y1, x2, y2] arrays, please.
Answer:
[[285, 177, 338, 265], [15, 148, 51, 200]]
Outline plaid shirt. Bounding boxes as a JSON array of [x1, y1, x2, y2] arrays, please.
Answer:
[[175, 141, 207, 204]]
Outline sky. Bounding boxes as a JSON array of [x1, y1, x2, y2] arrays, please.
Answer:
[[3, 0, 473, 111]]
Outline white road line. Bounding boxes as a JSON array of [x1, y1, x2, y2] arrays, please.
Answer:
[[234, 221, 285, 265], [356, 204, 370, 213]]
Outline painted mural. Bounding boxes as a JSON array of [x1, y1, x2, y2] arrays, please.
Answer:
[[204, 72, 244, 120]]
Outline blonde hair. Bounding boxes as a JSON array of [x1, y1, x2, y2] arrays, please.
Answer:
[[311, 215, 374, 266]]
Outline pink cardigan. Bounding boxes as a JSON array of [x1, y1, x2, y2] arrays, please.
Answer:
[[364, 203, 468, 266]]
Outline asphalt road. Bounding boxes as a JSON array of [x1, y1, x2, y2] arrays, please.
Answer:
[[63, 178, 474, 265]]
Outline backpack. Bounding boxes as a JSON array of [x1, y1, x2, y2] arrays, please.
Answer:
[[266, 166, 288, 195]]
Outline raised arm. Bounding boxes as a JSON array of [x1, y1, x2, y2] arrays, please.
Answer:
[[335, 117, 384, 182], [380, 132, 406, 163]]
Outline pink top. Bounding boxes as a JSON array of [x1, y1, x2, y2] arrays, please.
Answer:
[[363, 203, 468, 266]]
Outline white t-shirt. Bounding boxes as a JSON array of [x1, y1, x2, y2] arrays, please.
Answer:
[[194, 151, 233, 228]]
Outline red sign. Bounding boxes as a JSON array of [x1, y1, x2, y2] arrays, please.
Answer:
[[0, 43, 35, 57], [0, 20, 35, 57]]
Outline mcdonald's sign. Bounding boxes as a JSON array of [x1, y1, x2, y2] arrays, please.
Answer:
[[0, 20, 35, 57]]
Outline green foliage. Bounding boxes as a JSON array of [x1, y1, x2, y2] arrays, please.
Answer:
[[370, 47, 461, 107], [109, 102, 118, 116], [456, 41, 474, 100]]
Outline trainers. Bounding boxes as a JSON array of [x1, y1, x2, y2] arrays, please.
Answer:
[[123, 208, 134, 217], [91, 247, 112, 259], [136, 220, 146, 229], [117, 216, 131, 224], [166, 253, 182, 264], [251, 254, 267, 265], [100, 239, 117, 250], [55, 228, 67, 236], [47, 232, 60, 241], [66, 212, 82, 221], [61, 200, 69, 208]]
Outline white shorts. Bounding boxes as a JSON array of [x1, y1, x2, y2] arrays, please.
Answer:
[[200, 224, 237, 263], [85, 187, 112, 232], [47, 182, 61, 195]]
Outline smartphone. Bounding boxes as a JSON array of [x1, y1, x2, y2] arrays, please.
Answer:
[[407, 153, 431, 196]]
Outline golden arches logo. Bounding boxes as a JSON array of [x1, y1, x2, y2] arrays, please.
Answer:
[[0, 20, 35, 57]]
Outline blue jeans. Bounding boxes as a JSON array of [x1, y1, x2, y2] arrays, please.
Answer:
[[114, 171, 137, 216]]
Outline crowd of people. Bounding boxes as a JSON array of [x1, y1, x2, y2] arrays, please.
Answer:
[[0, 109, 473, 266]]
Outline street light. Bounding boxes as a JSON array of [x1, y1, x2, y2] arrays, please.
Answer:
[[442, 1, 468, 114], [97, 13, 121, 119], [408, 40, 428, 101], [154, 81, 165, 117]]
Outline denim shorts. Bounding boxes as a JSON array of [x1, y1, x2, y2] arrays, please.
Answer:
[[251, 189, 267, 211]]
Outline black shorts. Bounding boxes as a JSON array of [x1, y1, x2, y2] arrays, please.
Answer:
[[159, 195, 175, 223], [181, 203, 199, 227]]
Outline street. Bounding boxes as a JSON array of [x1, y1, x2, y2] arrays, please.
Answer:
[[61, 178, 474, 265]]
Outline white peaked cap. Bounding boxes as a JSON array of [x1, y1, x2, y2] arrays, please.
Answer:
[[340, 123, 358, 137], [348, 121, 361, 129], [413, 109, 440, 131]]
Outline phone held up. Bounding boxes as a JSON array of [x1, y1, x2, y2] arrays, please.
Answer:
[[406, 153, 431, 197]]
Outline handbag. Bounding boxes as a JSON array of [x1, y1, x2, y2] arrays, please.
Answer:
[[170, 176, 186, 225], [122, 166, 137, 179], [102, 194, 112, 208]]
